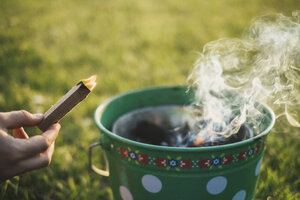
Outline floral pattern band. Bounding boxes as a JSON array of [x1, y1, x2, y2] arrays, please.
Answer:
[[116, 138, 266, 172]]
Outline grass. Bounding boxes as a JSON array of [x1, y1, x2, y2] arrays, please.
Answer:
[[0, 0, 299, 199]]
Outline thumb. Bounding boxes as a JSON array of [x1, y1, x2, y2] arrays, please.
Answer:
[[0, 110, 44, 129]]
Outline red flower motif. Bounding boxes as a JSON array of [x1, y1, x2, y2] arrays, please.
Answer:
[[222, 155, 234, 165], [119, 147, 128, 158], [263, 139, 267, 147], [238, 151, 247, 161], [198, 159, 211, 168], [254, 144, 261, 154], [179, 159, 193, 169], [154, 157, 167, 167], [138, 154, 149, 164]]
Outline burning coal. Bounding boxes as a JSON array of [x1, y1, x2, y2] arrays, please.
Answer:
[[188, 11, 300, 143]]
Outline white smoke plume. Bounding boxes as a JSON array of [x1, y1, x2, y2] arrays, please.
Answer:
[[188, 11, 300, 141]]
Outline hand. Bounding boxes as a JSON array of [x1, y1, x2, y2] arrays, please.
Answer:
[[0, 110, 60, 181]]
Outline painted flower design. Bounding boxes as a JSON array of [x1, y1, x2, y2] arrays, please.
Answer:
[[254, 144, 261, 153], [263, 139, 267, 147], [222, 155, 234, 165], [179, 159, 193, 169], [129, 151, 137, 160], [248, 149, 254, 156], [138, 154, 149, 164], [119, 147, 128, 158], [154, 157, 167, 167], [211, 158, 222, 166], [238, 151, 247, 161], [168, 159, 178, 168], [198, 159, 211, 168], [117, 142, 262, 171]]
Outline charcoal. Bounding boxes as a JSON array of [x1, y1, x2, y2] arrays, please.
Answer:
[[112, 105, 254, 147], [132, 121, 170, 145]]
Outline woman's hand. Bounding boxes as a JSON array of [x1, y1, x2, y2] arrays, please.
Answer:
[[0, 110, 60, 181]]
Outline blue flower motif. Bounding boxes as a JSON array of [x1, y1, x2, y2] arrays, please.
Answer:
[[248, 149, 254, 156], [168, 159, 178, 168], [129, 151, 137, 160], [211, 158, 222, 166]]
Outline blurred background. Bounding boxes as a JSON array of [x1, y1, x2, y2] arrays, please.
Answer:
[[0, 0, 299, 199]]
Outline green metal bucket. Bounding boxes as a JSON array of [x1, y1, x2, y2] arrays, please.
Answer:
[[90, 86, 275, 200]]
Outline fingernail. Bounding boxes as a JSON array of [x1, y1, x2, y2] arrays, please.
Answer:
[[33, 113, 44, 119], [56, 123, 61, 129]]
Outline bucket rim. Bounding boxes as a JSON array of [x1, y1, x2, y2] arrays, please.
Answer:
[[94, 86, 276, 152]]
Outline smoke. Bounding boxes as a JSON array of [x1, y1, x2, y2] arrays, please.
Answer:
[[188, 11, 300, 141]]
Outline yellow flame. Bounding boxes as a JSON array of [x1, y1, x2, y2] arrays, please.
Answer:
[[82, 75, 97, 91]]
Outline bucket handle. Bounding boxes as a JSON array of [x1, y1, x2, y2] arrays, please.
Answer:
[[88, 142, 109, 177]]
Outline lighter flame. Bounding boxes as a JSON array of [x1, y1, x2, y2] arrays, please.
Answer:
[[82, 75, 97, 91]]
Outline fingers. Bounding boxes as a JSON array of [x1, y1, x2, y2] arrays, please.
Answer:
[[13, 128, 29, 139], [0, 110, 43, 129], [6, 142, 56, 179], [0, 122, 60, 181], [41, 123, 61, 147], [15, 123, 60, 159], [21, 142, 55, 171]]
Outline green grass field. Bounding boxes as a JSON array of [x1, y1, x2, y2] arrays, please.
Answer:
[[0, 0, 300, 199]]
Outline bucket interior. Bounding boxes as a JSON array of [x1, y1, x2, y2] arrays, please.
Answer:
[[96, 86, 275, 146]]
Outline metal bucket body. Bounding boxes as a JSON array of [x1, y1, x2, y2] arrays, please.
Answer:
[[93, 86, 275, 200]]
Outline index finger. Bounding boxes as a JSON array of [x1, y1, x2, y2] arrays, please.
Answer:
[[0, 110, 44, 129], [16, 123, 61, 158]]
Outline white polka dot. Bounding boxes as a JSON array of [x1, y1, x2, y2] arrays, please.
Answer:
[[119, 186, 133, 200], [255, 158, 263, 176], [206, 176, 227, 195], [142, 174, 162, 193], [232, 190, 246, 200]]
